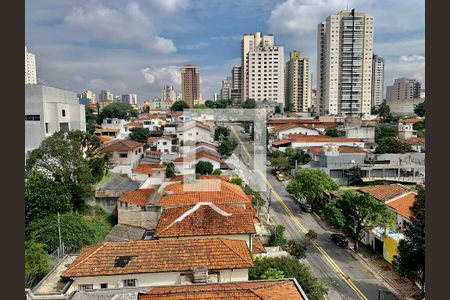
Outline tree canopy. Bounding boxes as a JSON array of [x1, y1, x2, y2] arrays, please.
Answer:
[[325, 127, 339, 137], [393, 185, 425, 297], [214, 126, 229, 141], [97, 102, 138, 124], [375, 136, 413, 154], [414, 102, 425, 117], [165, 162, 175, 178], [129, 127, 150, 144], [195, 161, 214, 175], [218, 137, 237, 156], [25, 240, 50, 288], [322, 192, 395, 251], [170, 100, 190, 111], [85, 106, 97, 135], [287, 169, 338, 209], [242, 98, 256, 109]]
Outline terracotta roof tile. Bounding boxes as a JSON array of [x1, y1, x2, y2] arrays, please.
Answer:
[[271, 139, 292, 147], [271, 123, 319, 133], [124, 121, 144, 127], [119, 188, 156, 206], [145, 149, 163, 155], [159, 180, 251, 207], [155, 203, 255, 238], [287, 134, 363, 143], [139, 279, 304, 300], [306, 146, 368, 156], [62, 238, 253, 278], [133, 164, 164, 175], [406, 137, 425, 145], [399, 118, 422, 124], [252, 237, 266, 254], [97, 135, 115, 145], [386, 192, 417, 220], [102, 139, 144, 152], [358, 184, 411, 202], [174, 151, 222, 163]]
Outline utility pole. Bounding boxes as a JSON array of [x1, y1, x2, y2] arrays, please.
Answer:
[[57, 212, 62, 259], [267, 188, 272, 224]]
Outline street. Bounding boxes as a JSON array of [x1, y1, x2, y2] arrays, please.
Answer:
[[228, 124, 397, 300]]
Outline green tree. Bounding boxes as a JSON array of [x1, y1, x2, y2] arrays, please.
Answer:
[[243, 185, 266, 210], [250, 256, 328, 300], [165, 162, 175, 178], [142, 105, 150, 113], [230, 177, 243, 186], [212, 168, 222, 175], [274, 106, 281, 114], [218, 137, 237, 156], [269, 225, 287, 247], [97, 102, 138, 124], [268, 150, 289, 170], [375, 136, 413, 154], [242, 98, 256, 109], [414, 102, 425, 117], [129, 127, 150, 144], [285, 148, 311, 170], [25, 240, 50, 288], [214, 126, 229, 141], [393, 185, 425, 298], [377, 102, 391, 119], [193, 104, 208, 109], [322, 192, 395, 252], [25, 170, 72, 224], [284, 240, 307, 259], [325, 127, 339, 137], [88, 156, 109, 182], [195, 161, 214, 175], [288, 169, 338, 209], [260, 268, 284, 279], [205, 100, 216, 108], [170, 100, 190, 111], [375, 126, 397, 142], [85, 106, 97, 135]]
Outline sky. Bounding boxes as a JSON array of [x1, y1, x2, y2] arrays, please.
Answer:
[[26, 0, 425, 103]]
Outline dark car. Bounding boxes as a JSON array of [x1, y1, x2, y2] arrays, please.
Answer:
[[330, 234, 349, 247], [299, 202, 313, 213], [271, 168, 280, 176]]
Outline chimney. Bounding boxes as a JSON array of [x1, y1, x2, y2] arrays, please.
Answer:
[[192, 266, 208, 284]]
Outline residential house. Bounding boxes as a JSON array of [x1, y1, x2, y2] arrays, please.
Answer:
[[132, 163, 166, 182], [180, 141, 220, 157], [117, 188, 159, 230], [124, 121, 144, 135], [173, 150, 221, 173], [154, 202, 256, 249], [177, 121, 213, 145], [138, 114, 167, 131], [61, 238, 253, 293], [152, 136, 178, 154], [272, 134, 365, 152], [304, 145, 368, 161], [139, 278, 309, 300], [406, 137, 425, 153], [101, 118, 128, 139], [269, 123, 320, 140], [267, 119, 336, 132], [102, 140, 145, 176]]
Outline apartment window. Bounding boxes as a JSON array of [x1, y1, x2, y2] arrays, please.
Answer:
[[25, 115, 40, 121], [123, 279, 137, 287], [78, 284, 93, 291], [100, 283, 108, 289], [119, 153, 128, 158], [45, 123, 49, 133], [62, 109, 66, 117], [59, 122, 69, 132]]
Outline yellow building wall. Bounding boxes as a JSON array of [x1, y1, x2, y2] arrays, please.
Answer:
[[383, 235, 399, 264]]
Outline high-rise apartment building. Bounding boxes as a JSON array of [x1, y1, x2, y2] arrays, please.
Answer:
[[181, 64, 200, 107], [122, 94, 138, 105], [371, 54, 385, 107], [162, 85, 176, 102], [386, 78, 422, 101], [231, 66, 242, 102], [316, 10, 374, 116], [241, 32, 285, 104], [220, 76, 232, 100], [285, 51, 311, 112], [99, 90, 114, 102], [82, 90, 96, 104], [25, 47, 37, 84]]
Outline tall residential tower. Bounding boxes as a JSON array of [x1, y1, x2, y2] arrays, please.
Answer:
[[25, 47, 37, 84], [386, 78, 422, 101], [371, 54, 385, 107], [181, 64, 201, 107], [285, 51, 311, 112]]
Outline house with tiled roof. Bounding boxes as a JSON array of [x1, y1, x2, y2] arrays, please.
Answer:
[[173, 150, 221, 173], [101, 118, 130, 139], [148, 136, 178, 154], [154, 202, 256, 248], [358, 184, 411, 202], [177, 120, 213, 144], [288, 134, 365, 150], [61, 238, 253, 293], [102, 139, 145, 176], [138, 114, 167, 131], [180, 141, 220, 157], [117, 188, 160, 230], [139, 278, 309, 300], [305, 145, 368, 161], [158, 179, 252, 209], [269, 123, 320, 140], [406, 137, 425, 153]]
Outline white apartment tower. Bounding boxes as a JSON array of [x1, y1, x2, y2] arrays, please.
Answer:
[[316, 10, 374, 116], [386, 78, 421, 101], [122, 94, 137, 105], [285, 51, 311, 112], [220, 76, 232, 100], [241, 32, 284, 104], [162, 85, 176, 102], [25, 47, 37, 84], [99, 90, 114, 102], [371, 54, 385, 107], [231, 66, 242, 102]]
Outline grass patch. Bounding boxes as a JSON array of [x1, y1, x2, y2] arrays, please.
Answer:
[[338, 185, 363, 191]]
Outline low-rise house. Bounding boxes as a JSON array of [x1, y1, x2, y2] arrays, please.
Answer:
[[267, 119, 336, 132], [102, 140, 145, 176], [101, 118, 128, 139], [61, 238, 254, 293], [138, 114, 167, 131], [117, 188, 159, 230], [104, 224, 147, 242], [94, 128, 120, 139], [173, 150, 221, 173], [151, 136, 178, 154], [181, 141, 220, 157], [154, 202, 256, 248], [288, 134, 365, 149], [305, 145, 368, 161], [406, 137, 425, 153], [270, 123, 320, 140], [158, 178, 252, 209], [132, 163, 166, 182], [177, 121, 213, 144], [124, 121, 144, 134], [139, 278, 309, 300]]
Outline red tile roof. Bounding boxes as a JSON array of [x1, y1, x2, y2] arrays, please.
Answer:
[[155, 203, 256, 238], [287, 134, 363, 143], [271, 139, 292, 147], [358, 184, 411, 202], [139, 279, 305, 300], [399, 118, 422, 124], [62, 238, 253, 278], [267, 119, 336, 129], [124, 121, 144, 127], [159, 179, 251, 207], [306, 146, 368, 156], [97, 135, 115, 145], [271, 123, 318, 133], [406, 137, 425, 145], [133, 164, 164, 175], [119, 188, 156, 206], [252, 237, 266, 254], [145, 149, 163, 155], [173, 151, 222, 163], [386, 192, 417, 220], [169, 174, 230, 182], [102, 139, 144, 152]]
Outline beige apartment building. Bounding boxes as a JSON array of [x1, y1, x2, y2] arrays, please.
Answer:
[[285, 51, 311, 112], [181, 64, 200, 107], [25, 46, 37, 84]]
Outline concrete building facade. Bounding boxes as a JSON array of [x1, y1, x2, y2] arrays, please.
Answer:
[[25, 84, 86, 154], [285, 51, 311, 112], [162, 85, 176, 102], [181, 64, 201, 107], [386, 78, 421, 101], [122, 94, 138, 105], [371, 54, 385, 107], [231, 65, 242, 102], [220, 76, 232, 100], [316, 10, 374, 117], [99, 90, 114, 102], [25, 47, 37, 84]]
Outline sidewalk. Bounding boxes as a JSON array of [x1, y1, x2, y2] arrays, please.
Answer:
[[312, 214, 422, 300]]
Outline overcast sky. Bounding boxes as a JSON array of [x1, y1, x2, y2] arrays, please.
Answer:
[[26, 0, 425, 102]]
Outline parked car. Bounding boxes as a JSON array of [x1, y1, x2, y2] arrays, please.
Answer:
[[330, 234, 349, 247], [276, 173, 285, 181], [271, 168, 280, 176], [265, 160, 272, 166], [299, 202, 313, 213]]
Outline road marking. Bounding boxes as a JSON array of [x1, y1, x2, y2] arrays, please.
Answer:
[[229, 125, 368, 300]]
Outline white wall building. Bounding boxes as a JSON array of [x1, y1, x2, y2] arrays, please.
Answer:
[[241, 32, 285, 104], [386, 78, 422, 101], [162, 85, 177, 102], [317, 10, 374, 117], [122, 94, 138, 105], [25, 84, 86, 154], [285, 51, 311, 112], [99, 90, 114, 102], [371, 54, 385, 107], [220, 76, 232, 100], [25, 47, 37, 84]]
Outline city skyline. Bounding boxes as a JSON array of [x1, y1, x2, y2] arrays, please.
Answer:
[[26, 0, 424, 102]]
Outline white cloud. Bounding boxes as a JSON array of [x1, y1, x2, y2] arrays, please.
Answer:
[[400, 55, 425, 62], [149, 0, 189, 13], [141, 66, 181, 87], [211, 35, 241, 41], [64, 1, 176, 54], [181, 42, 209, 50]]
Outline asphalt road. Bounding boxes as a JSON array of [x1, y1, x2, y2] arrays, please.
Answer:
[[228, 124, 397, 300]]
